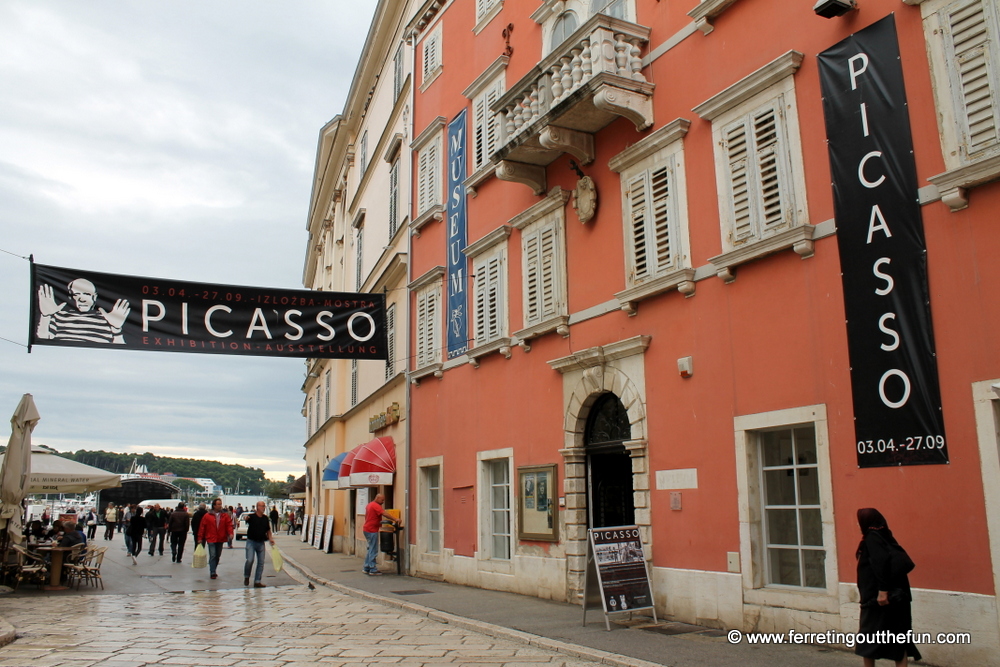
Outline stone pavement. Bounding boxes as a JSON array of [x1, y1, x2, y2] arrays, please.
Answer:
[[0, 579, 604, 667], [272, 535, 860, 667]]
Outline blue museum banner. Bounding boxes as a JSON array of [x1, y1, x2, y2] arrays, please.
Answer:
[[446, 109, 469, 359]]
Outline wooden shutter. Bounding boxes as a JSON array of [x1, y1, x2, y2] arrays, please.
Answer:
[[422, 34, 437, 81], [474, 96, 488, 169], [627, 172, 650, 280], [385, 304, 396, 380], [486, 80, 504, 160], [418, 141, 438, 212], [524, 224, 559, 325], [649, 163, 674, 273], [351, 360, 358, 406], [947, 0, 999, 156], [355, 227, 364, 290], [752, 104, 788, 232], [725, 118, 754, 244], [389, 159, 399, 238], [417, 289, 438, 367], [475, 255, 503, 344]]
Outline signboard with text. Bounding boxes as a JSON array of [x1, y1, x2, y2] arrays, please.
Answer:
[[445, 110, 469, 359], [818, 16, 948, 467], [29, 263, 387, 360], [588, 526, 654, 616]]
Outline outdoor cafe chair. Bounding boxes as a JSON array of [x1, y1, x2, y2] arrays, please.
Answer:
[[10, 544, 48, 590], [80, 547, 106, 589]]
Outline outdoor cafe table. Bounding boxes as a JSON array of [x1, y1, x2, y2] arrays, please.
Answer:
[[33, 545, 75, 591]]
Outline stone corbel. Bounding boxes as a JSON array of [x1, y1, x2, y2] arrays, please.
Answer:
[[496, 160, 546, 195], [693, 17, 713, 35], [539, 126, 594, 165], [793, 238, 815, 259], [939, 186, 969, 212], [716, 266, 736, 283], [678, 280, 696, 297], [593, 83, 654, 131]]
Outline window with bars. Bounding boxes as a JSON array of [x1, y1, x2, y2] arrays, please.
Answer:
[[425, 465, 441, 553], [473, 77, 505, 171], [389, 158, 400, 239], [350, 359, 359, 407], [385, 304, 396, 380], [473, 250, 505, 346], [758, 425, 825, 589], [416, 285, 441, 368], [522, 221, 564, 327], [487, 458, 511, 560], [417, 138, 441, 214], [720, 97, 794, 247], [422, 24, 442, 87]]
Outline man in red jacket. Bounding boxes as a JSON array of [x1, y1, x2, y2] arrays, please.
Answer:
[[197, 498, 233, 580]]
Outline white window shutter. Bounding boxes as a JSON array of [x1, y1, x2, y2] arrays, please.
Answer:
[[474, 96, 488, 169], [429, 141, 439, 207], [385, 304, 396, 380], [627, 171, 650, 280], [475, 262, 488, 344], [487, 255, 503, 341], [752, 103, 789, 232], [725, 118, 754, 244], [538, 226, 557, 320], [523, 230, 541, 324], [946, 0, 999, 157], [649, 163, 674, 273], [389, 160, 399, 238], [486, 80, 504, 159]]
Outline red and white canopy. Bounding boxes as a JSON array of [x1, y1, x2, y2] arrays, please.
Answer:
[[337, 448, 359, 490], [349, 437, 396, 486]]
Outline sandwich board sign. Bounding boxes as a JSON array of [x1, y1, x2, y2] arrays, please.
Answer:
[[583, 525, 657, 630]]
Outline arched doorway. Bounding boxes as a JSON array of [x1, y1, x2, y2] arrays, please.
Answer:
[[585, 393, 635, 528]]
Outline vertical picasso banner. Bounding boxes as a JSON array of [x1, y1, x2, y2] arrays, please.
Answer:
[[446, 109, 469, 359], [818, 15, 948, 467]]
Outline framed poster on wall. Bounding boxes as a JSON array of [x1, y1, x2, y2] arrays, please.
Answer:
[[517, 464, 557, 541]]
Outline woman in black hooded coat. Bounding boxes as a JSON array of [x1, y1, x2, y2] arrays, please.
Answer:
[[855, 508, 921, 666]]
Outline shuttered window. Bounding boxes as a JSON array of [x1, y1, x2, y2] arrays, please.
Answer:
[[474, 252, 505, 345], [359, 131, 368, 177], [476, 0, 500, 21], [389, 158, 400, 239], [385, 304, 396, 381], [422, 25, 442, 85], [523, 223, 561, 326], [416, 286, 441, 368], [350, 360, 359, 407], [721, 98, 793, 246], [355, 226, 364, 290], [473, 78, 505, 170], [324, 370, 331, 420], [943, 0, 1000, 160], [393, 45, 404, 102], [417, 139, 440, 214], [626, 159, 678, 283]]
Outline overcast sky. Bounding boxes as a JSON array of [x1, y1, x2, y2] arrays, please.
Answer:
[[0, 1, 378, 481]]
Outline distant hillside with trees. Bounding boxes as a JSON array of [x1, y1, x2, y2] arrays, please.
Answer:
[[57, 449, 272, 495]]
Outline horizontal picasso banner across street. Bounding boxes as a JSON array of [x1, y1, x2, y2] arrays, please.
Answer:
[[29, 263, 387, 359]]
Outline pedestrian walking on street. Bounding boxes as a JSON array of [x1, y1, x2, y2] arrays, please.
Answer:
[[127, 506, 146, 565], [168, 502, 191, 563], [269, 505, 280, 533], [146, 504, 167, 556], [855, 508, 920, 667], [197, 497, 233, 580], [286, 509, 296, 535], [122, 505, 134, 554], [84, 507, 98, 540], [362, 493, 398, 575], [191, 502, 207, 541], [226, 506, 236, 548], [244, 501, 275, 588], [104, 503, 118, 540]]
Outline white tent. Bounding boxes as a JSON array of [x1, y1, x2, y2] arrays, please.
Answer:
[[0, 447, 121, 495]]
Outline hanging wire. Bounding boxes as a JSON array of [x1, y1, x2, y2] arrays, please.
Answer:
[[0, 335, 28, 348], [0, 246, 31, 261]]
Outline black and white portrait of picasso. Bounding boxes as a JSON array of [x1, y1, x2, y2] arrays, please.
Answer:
[[36, 278, 131, 344]]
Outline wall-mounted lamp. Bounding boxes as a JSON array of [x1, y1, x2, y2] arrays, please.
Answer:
[[813, 0, 856, 18]]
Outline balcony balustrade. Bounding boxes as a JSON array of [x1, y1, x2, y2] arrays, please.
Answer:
[[491, 13, 654, 194]]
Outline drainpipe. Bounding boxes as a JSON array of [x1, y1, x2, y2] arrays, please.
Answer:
[[403, 18, 417, 577]]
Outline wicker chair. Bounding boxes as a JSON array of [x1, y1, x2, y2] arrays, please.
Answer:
[[10, 545, 48, 590]]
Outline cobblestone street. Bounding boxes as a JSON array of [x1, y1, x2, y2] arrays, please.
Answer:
[[0, 583, 604, 667]]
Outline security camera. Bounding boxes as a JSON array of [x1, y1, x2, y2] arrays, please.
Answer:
[[814, 0, 856, 18]]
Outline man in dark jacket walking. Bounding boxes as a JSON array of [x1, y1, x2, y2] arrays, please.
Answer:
[[168, 503, 191, 563], [191, 502, 208, 541], [146, 504, 168, 556]]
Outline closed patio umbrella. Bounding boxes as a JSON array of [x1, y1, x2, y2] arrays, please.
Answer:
[[0, 394, 40, 542]]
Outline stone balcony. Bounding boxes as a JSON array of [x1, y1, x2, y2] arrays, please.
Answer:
[[491, 13, 654, 194]]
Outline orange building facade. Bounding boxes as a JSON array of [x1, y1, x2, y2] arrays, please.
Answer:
[[400, 0, 1000, 664]]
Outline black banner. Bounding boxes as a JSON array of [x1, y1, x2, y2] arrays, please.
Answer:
[[29, 263, 387, 360], [588, 526, 653, 614], [818, 15, 947, 467]]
